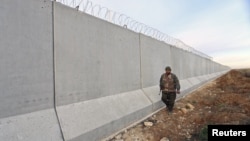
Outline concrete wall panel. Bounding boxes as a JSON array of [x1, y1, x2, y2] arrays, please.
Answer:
[[180, 51, 191, 79], [0, 1, 63, 141], [170, 46, 182, 78], [142, 86, 165, 111], [54, 3, 146, 141], [140, 34, 171, 87], [56, 90, 152, 141], [54, 3, 141, 106], [0, 109, 62, 141], [187, 51, 195, 78], [0, 0, 54, 118]]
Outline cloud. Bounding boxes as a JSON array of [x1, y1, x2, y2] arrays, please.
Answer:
[[213, 49, 250, 69], [79, 0, 250, 68], [171, 1, 250, 57], [89, 0, 185, 29]]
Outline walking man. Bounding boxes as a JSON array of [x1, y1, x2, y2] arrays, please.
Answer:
[[159, 66, 180, 114]]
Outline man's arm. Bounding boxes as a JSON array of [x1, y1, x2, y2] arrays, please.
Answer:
[[173, 74, 180, 93], [159, 74, 164, 90]]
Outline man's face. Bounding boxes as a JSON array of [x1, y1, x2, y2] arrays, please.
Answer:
[[165, 70, 171, 75]]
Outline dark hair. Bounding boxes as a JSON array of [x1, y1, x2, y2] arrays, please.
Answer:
[[165, 66, 171, 71]]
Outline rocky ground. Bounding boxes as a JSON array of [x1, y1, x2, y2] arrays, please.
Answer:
[[106, 68, 250, 141]]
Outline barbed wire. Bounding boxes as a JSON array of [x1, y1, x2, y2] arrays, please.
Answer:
[[55, 0, 212, 60]]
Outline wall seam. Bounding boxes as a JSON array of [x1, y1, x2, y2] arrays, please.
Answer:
[[139, 34, 154, 111], [139, 34, 143, 89], [52, 1, 65, 141]]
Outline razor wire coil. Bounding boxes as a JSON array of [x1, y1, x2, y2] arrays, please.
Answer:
[[56, 0, 212, 60]]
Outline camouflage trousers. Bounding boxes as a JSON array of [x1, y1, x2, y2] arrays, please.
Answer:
[[161, 92, 176, 112]]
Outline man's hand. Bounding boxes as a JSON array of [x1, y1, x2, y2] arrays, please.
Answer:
[[160, 85, 163, 90], [159, 90, 162, 95], [176, 90, 180, 94]]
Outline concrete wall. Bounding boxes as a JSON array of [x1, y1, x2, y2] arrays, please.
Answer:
[[54, 3, 141, 105], [0, 0, 54, 119], [140, 34, 229, 111], [54, 3, 152, 141], [0, 1, 230, 141], [0, 0, 62, 141]]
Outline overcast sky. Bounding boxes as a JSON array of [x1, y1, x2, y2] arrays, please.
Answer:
[[64, 0, 250, 69]]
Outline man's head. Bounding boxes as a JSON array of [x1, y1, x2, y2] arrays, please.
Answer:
[[165, 66, 171, 75]]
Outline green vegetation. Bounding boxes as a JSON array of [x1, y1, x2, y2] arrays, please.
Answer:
[[198, 125, 208, 141]]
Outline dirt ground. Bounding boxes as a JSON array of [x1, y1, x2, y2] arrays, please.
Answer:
[[107, 68, 250, 141]]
